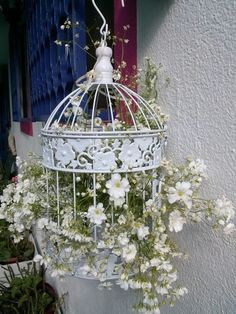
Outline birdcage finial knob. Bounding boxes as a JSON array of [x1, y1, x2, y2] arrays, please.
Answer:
[[94, 46, 113, 83]]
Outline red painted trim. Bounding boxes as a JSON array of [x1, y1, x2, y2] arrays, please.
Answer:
[[20, 118, 33, 136], [114, 0, 137, 123], [114, 0, 137, 87]]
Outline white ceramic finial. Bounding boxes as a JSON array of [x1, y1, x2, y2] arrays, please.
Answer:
[[94, 46, 113, 83]]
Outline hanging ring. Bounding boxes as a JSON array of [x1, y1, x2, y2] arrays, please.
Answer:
[[101, 24, 108, 46]]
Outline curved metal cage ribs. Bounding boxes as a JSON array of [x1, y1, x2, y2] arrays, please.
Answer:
[[41, 83, 166, 174], [43, 83, 163, 132]]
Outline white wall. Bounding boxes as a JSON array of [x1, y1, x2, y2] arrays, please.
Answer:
[[12, 0, 236, 313], [138, 0, 236, 313], [12, 122, 43, 160]]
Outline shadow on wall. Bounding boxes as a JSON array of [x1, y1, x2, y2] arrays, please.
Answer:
[[137, 0, 174, 53]]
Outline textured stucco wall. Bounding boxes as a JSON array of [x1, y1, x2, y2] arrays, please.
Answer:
[[12, 122, 43, 160], [138, 0, 236, 313], [11, 0, 236, 313]]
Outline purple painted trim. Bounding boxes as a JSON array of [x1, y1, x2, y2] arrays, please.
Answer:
[[114, 0, 137, 84]]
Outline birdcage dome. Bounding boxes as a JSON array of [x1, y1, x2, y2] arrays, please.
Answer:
[[41, 48, 166, 174]]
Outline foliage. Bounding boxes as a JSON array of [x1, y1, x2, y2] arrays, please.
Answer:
[[0, 220, 34, 263], [0, 162, 8, 196], [0, 262, 56, 314]]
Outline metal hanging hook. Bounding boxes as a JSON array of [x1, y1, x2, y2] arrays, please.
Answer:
[[91, 0, 125, 45], [91, 0, 108, 44]]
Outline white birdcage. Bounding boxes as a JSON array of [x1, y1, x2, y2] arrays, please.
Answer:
[[40, 0, 166, 280]]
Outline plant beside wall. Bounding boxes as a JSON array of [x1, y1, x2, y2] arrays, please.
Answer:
[[0, 163, 8, 196], [0, 263, 57, 314], [0, 220, 34, 264]]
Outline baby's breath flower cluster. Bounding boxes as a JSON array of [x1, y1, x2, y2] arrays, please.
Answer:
[[0, 61, 234, 314], [0, 157, 47, 243], [54, 17, 131, 66], [0, 154, 234, 313]]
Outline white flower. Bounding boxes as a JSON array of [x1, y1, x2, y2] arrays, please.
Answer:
[[118, 280, 129, 290], [113, 70, 121, 81], [189, 211, 202, 222], [169, 210, 186, 232], [143, 296, 159, 306], [64, 108, 71, 118], [34, 255, 51, 268], [16, 156, 22, 168], [23, 179, 30, 188], [137, 225, 149, 240], [72, 105, 83, 116], [118, 215, 126, 225], [223, 223, 235, 235], [189, 159, 207, 177], [111, 197, 125, 207], [168, 271, 178, 283], [23, 192, 37, 205], [160, 261, 173, 272], [114, 119, 123, 129], [140, 261, 150, 273], [145, 199, 158, 213], [15, 223, 25, 233], [175, 287, 188, 298], [37, 218, 49, 229], [106, 119, 123, 130], [97, 240, 106, 249], [118, 232, 129, 246], [156, 286, 168, 295], [87, 203, 106, 225], [150, 257, 162, 268], [13, 235, 24, 243], [128, 279, 142, 289], [106, 173, 130, 200], [215, 196, 234, 223], [51, 120, 60, 130], [122, 244, 137, 262], [94, 117, 103, 126], [168, 182, 193, 209]]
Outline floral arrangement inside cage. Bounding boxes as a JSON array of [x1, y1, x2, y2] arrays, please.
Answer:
[[0, 1, 235, 313], [39, 40, 167, 281]]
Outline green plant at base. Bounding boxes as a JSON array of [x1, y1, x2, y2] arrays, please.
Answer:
[[0, 220, 34, 263], [0, 163, 8, 196], [0, 262, 56, 314]]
